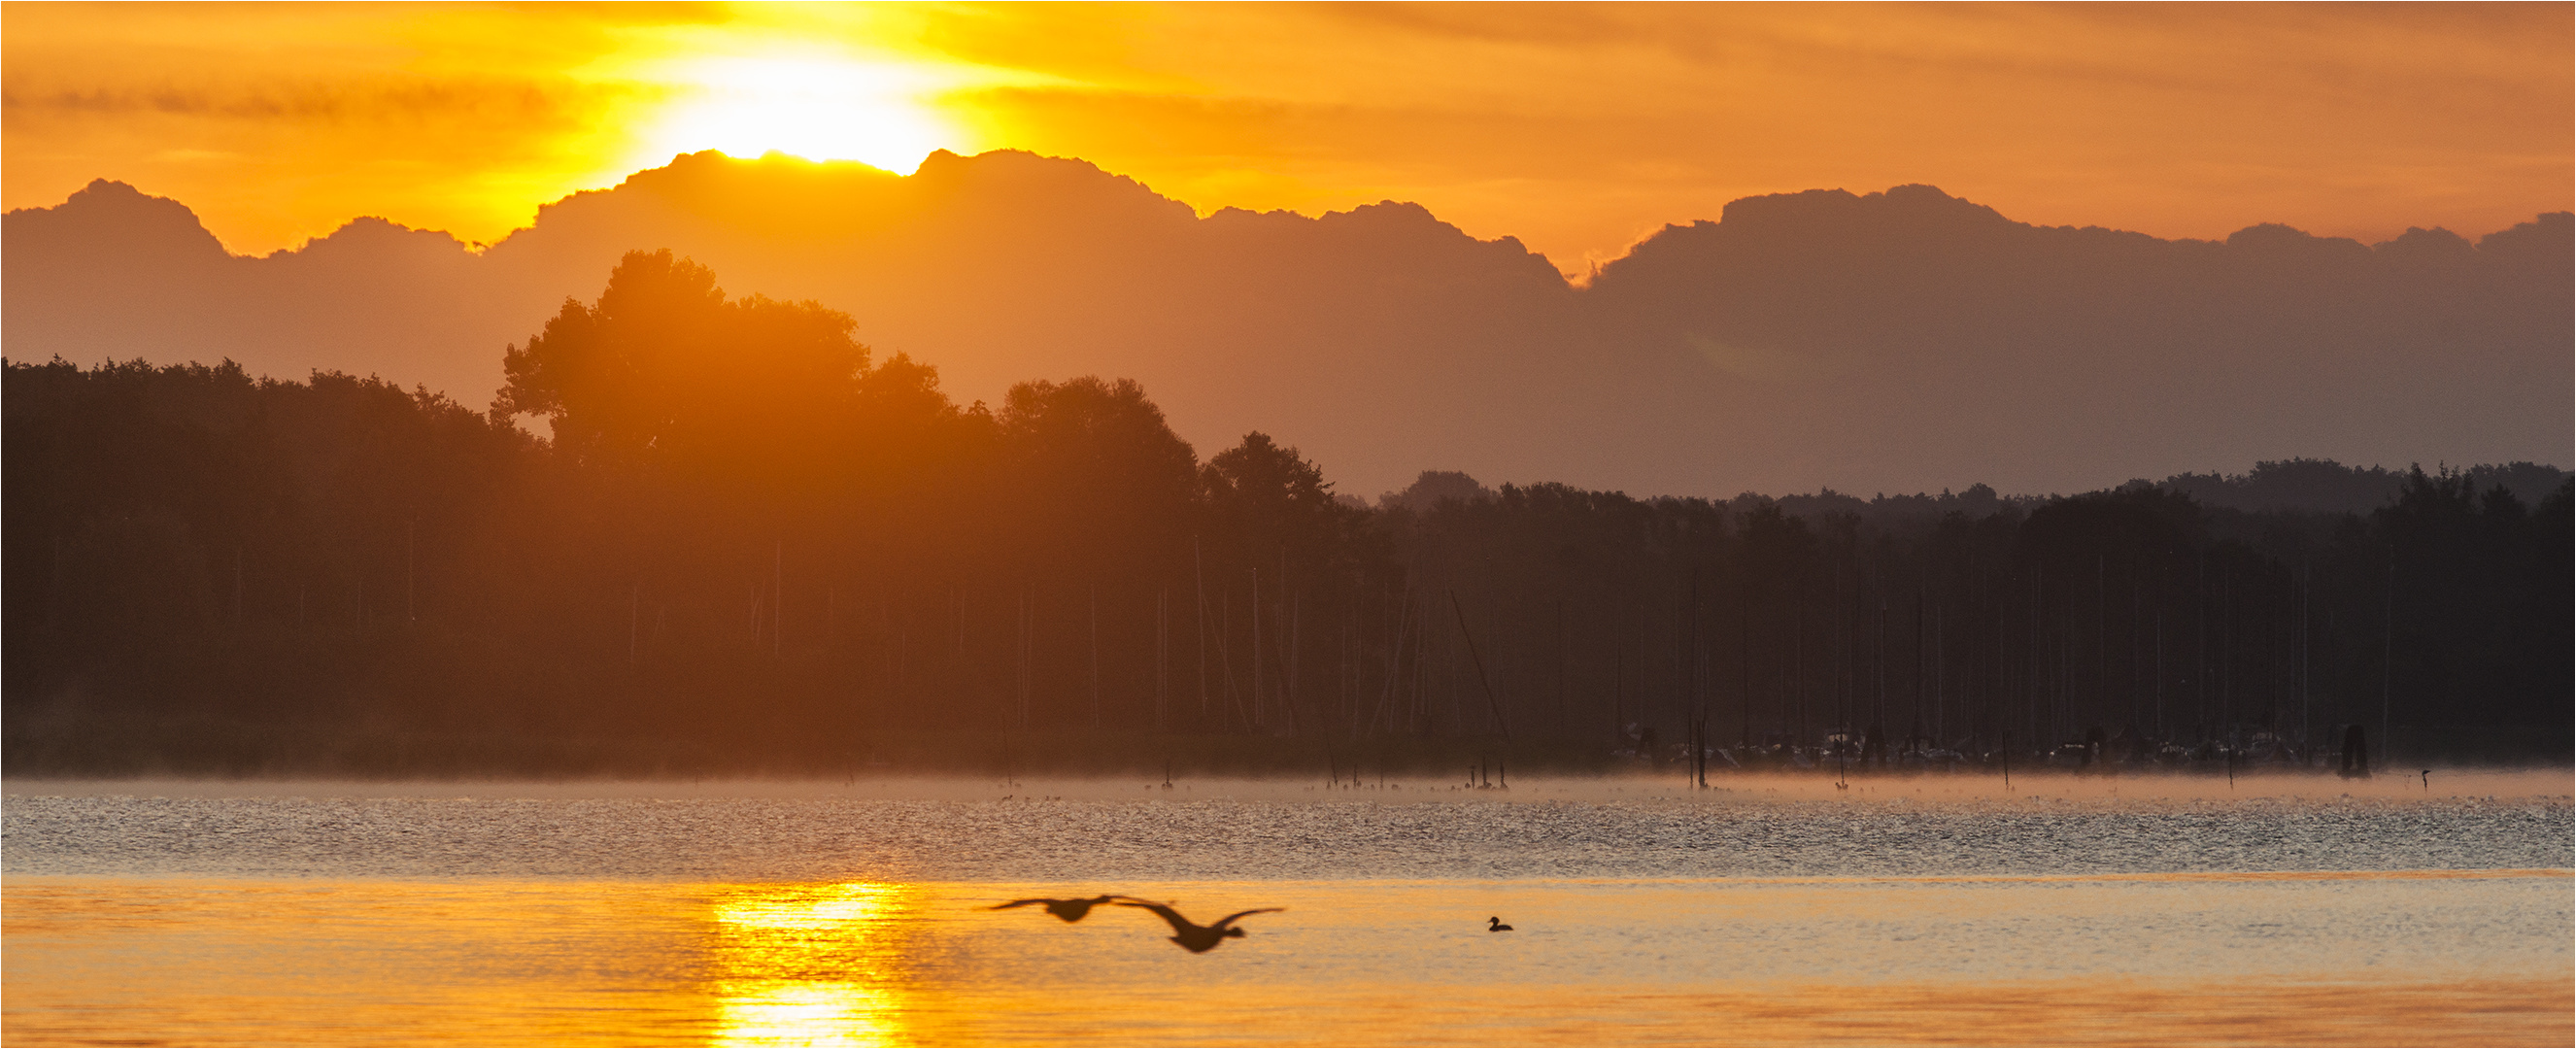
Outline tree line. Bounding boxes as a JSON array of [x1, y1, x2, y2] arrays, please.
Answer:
[[5, 251, 2565, 775]]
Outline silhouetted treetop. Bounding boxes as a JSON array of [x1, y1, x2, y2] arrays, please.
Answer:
[[493, 249, 884, 487], [1002, 376, 1197, 488], [2157, 457, 2570, 515], [1379, 469, 1495, 512], [998, 375, 1201, 569], [1204, 431, 1360, 564]]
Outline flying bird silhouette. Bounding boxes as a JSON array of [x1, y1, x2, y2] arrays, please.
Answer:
[[1488, 916, 1513, 931], [1114, 898, 1284, 953], [989, 895, 1122, 922]]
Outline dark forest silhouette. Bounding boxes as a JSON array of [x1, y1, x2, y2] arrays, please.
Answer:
[[5, 253, 2566, 776]]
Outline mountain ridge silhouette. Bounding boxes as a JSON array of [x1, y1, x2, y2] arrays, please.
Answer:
[[5, 148, 2565, 497]]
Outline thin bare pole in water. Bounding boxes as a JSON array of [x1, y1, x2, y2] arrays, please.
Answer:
[[1739, 583, 1751, 750], [1385, 585, 1402, 735], [1370, 584, 1388, 735], [2198, 552, 2209, 743], [1966, 552, 1979, 755], [1781, 604, 1794, 746], [1193, 536, 1208, 725], [1796, 598, 1809, 747], [1878, 593, 1888, 750], [1693, 716, 1706, 788], [1288, 583, 1303, 735], [2009, 572, 2029, 752], [1994, 584, 2008, 756], [2063, 599, 2075, 747], [1414, 600, 1432, 735], [1241, 574, 1251, 731], [1349, 600, 1370, 736], [2063, 595, 2075, 745], [1089, 585, 1100, 730], [1676, 576, 1689, 758], [1221, 585, 1237, 729], [2325, 607, 2337, 738], [2383, 559, 2394, 761], [1156, 588, 1169, 732], [1445, 620, 1458, 735], [1449, 590, 1511, 742], [2097, 554, 2107, 740], [1394, 585, 1411, 735], [1612, 622, 1625, 746], [1370, 585, 1402, 735], [1698, 580, 1711, 756], [1913, 583, 1924, 752], [1016, 589, 1032, 731], [2222, 564, 2234, 758], [2299, 560, 2312, 761], [1838, 562, 1850, 756], [1636, 601, 1646, 749]]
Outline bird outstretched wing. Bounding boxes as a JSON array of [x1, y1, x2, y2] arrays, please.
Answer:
[[1211, 907, 1285, 929], [988, 898, 1053, 910], [1111, 898, 1192, 933]]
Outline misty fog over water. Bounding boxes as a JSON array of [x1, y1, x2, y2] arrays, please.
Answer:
[[8, 777, 2569, 1045], [9, 774, 2567, 883]]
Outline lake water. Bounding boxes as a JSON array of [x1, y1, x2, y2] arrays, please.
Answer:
[[6, 771, 2571, 1046]]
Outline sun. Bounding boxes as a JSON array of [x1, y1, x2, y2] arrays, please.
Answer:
[[638, 55, 955, 173]]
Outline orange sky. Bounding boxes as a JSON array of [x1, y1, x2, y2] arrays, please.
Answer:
[[4, 2, 2568, 274]]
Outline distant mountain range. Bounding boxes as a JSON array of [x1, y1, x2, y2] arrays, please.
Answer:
[[6, 149, 2566, 497]]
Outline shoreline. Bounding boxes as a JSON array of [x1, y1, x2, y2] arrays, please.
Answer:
[[8, 766, 2568, 804]]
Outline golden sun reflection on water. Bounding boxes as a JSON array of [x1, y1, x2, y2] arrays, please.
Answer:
[[706, 882, 919, 1048], [4, 872, 2569, 1046]]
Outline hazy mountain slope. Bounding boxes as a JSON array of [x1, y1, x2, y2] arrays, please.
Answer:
[[6, 151, 2566, 496], [1588, 186, 2572, 492], [468, 151, 1591, 488], [4, 182, 509, 404]]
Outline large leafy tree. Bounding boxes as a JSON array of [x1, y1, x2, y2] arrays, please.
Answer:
[[1203, 431, 1360, 570], [492, 250, 876, 495], [999, 376, 1199, 574]]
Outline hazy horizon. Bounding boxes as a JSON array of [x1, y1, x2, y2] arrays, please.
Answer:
[[7, 9, 2570, 1047], [8, 150, 2568, 500]]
